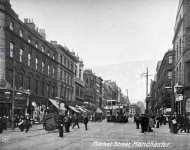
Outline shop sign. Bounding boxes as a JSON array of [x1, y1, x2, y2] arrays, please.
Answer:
[[176, 94, 183, 101]]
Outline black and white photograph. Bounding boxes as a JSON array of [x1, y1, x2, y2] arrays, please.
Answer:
[[0, 0, 190, 149]]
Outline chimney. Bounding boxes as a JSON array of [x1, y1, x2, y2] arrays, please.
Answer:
[[39, 28, 46, 40], [50, 41, 57, 45], [24, 18, 35, 30]]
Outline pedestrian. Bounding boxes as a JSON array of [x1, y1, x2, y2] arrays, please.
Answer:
[[65, 115, 70, 132], [2, 115, 7, 130], [140, 114, 147, 133], [24, 114, 31, 133], [171, 116, 178, 134], [156, 116, 160, 128], [83, 114, 88, 131], [57, 114, 64, 137], [0, 116, 3, 133], [134, 114, 140, 129], [72, 113, 80, 129], [18, 115, 25, 132], [148, 117, 154, 132]]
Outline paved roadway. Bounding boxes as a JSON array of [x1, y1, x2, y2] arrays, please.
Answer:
[[0, 119, 190, 150]]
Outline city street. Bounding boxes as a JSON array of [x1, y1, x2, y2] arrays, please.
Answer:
[[0, 119, 190, 150]]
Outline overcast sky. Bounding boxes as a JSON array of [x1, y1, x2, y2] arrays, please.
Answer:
[[11, 0, 179, 102]]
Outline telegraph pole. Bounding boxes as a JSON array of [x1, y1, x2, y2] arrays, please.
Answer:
[[142, 67, 151, 113]]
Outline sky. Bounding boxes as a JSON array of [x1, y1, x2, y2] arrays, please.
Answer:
[[10, 0, 179, 102]]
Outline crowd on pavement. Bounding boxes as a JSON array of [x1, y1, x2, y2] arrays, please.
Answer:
[[0, 111, 89, 138], [134, 113, 190, 134]]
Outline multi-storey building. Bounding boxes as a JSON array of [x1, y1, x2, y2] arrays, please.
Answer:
[[172, 0, 190, 116], [74, 59, 85, 104], [52, 43, 77, 103], [0, 0, 58, 118], [83, 69, 103, 108], [149, 50, 175, 115]]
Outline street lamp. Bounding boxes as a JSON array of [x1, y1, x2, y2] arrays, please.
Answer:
[[25, 89, 31, 115]]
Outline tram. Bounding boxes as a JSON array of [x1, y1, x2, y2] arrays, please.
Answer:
[[104, 100, 129, 123]]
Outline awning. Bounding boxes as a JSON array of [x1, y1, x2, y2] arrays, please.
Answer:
[[68, 106, 80, 113], [77, 107, 86, 112], [49, 98, 66, 111], [96, 107, 103, 113]]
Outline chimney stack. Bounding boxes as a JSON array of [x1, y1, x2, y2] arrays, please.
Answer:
[[24, 18, 36, 30], [39, 28, 46, 40]]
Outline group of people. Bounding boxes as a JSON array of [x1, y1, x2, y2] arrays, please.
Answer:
[[56, 113, 89, 137], [0, 114, 33, 134], [134, 113, 190, 134], [168, 115, 190, 134], [134, 114, 155, 133]]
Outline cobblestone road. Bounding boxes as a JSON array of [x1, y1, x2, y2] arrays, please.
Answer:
[[0, 120, 190, 150]]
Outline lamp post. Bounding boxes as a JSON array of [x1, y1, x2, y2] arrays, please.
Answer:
[[25, 89, 31, 115], [11, 53, 16, 130]]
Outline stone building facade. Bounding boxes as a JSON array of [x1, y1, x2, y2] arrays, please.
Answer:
[[83, 69, 103, 108], [0, 0, 77, 118], [149, 50, 175, 115], [173, 0, 190, 116]]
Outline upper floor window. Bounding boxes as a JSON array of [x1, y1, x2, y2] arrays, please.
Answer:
[[42, 61, 45, 72], [168, 71, 172, 80], [35, 43, 38, 49], [168, 56, 172, 64], [48, 65, 50, 75], [60, 55, 63, 64], [19, 49, 23, 62], [35, 57, 38, 70], [28, 53, 31, 66], [9, 42, 14, 58], [19, 30, 23, 37], [52, 67, 55, 77], [9, 22, 14, 31], [53, 54, 55, 60], [41, 46, 45, 52], [28, 38, 31, 44]]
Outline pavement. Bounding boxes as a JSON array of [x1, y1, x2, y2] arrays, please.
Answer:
[[0, 119, 190, 150]]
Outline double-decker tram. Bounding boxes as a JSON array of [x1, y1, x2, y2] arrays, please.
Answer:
[[104, 100, 129, 123]]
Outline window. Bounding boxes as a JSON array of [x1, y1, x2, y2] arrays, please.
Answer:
[[60, 55, 62, 64], [48, 65, 50, 75], [28, 37, 31, 43], [42, 82, 45, 96], [9, 22, 14, 31], [60, 70, 62, 80], [35, 43, 38, 48], [19, 30, 23, 37], [35, 79, 38, 95], [168, 56, 172, 64], [41, 46, 45, 52], [42, 61, 45, 72], [19, 49, 23, 62], [9, 42, 14, 58], [35, 57, 38, 70], [168, 71, 172, 79], [28, 53, 31, 66], [52, 67, 55, 77]]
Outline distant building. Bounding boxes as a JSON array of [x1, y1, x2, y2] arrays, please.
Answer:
[[83, 69, 103, 108], [74, 58, 85, 104], [52, 43, 77, 103]]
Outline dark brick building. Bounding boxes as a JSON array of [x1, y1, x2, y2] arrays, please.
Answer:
[[83, 69, 103, 109], [149, 50, 175, 115], [0, 0, 58, 117]]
